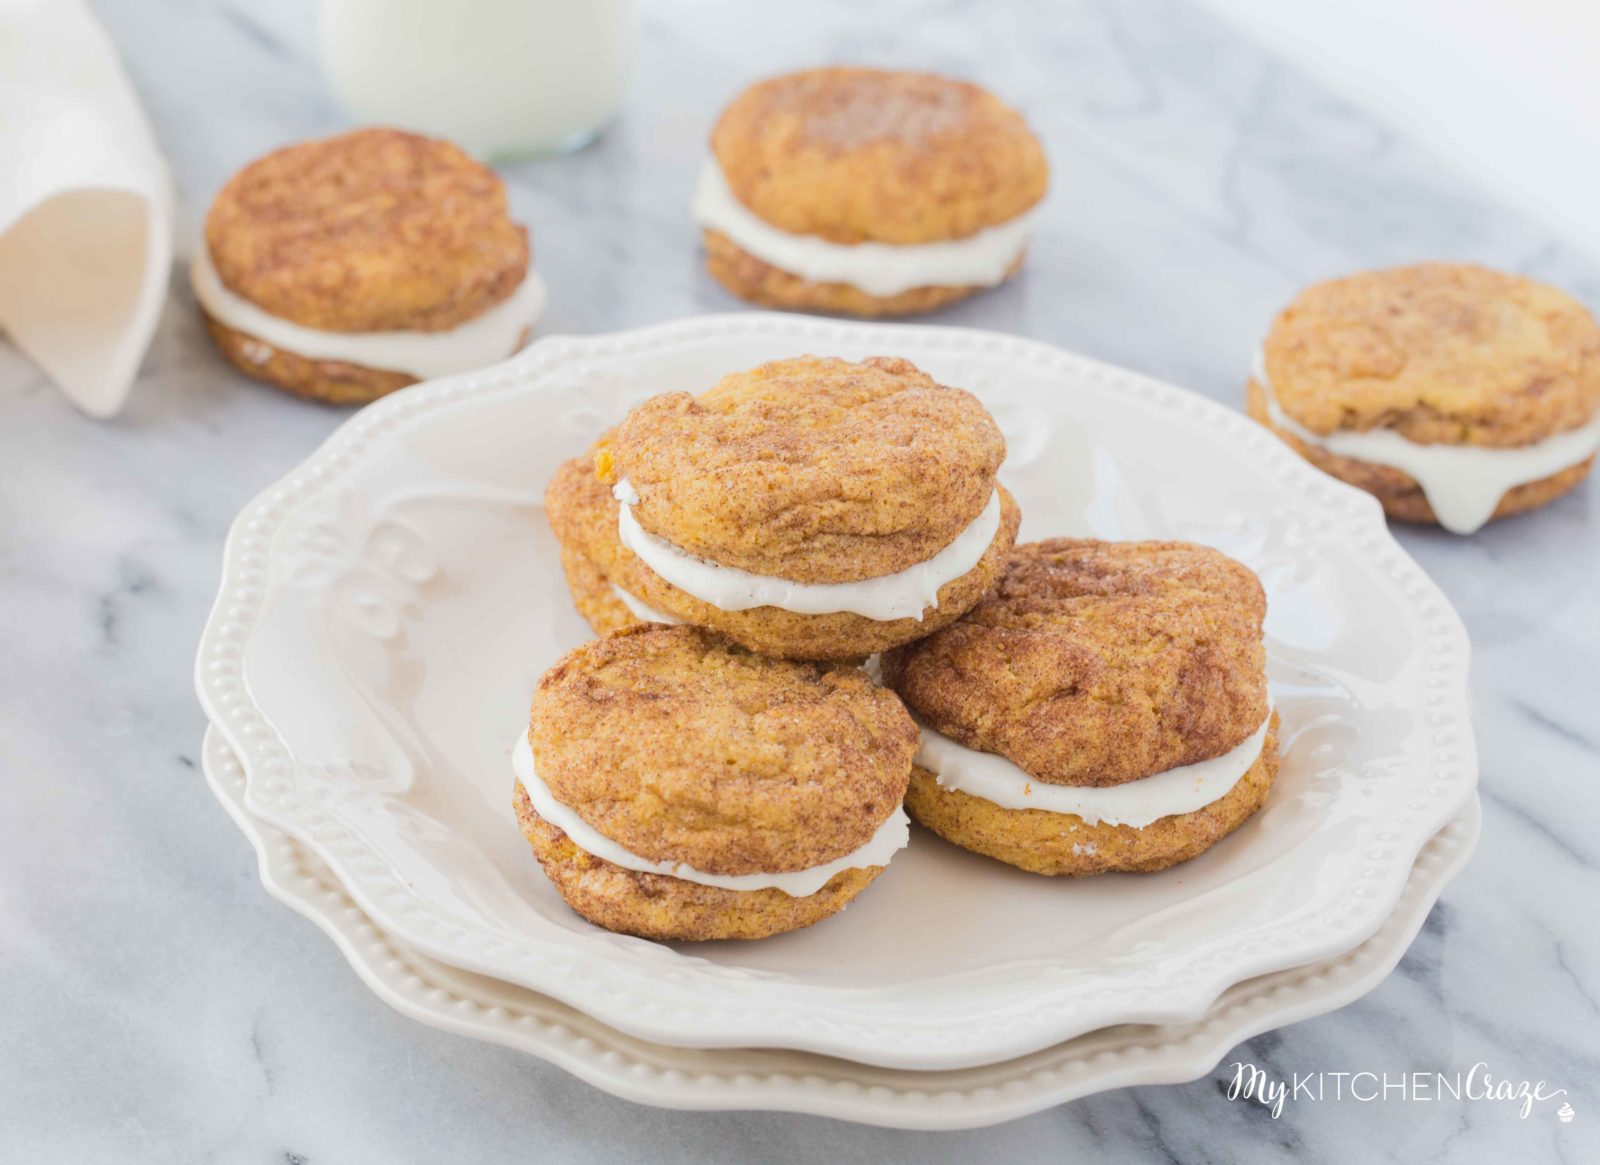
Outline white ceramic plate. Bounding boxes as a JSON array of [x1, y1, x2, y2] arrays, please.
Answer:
[[202, 726, 1480, 1130], [196, 314, 1477, 1070]]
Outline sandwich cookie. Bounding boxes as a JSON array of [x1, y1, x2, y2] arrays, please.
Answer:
[[1248, 262, 1600, 533], [546, 355, 1021, 660], [695, 67, 1048, 317], [514, 625, 918, 941], [196, 127, 545, 404], [881, 539, 1280, 876]]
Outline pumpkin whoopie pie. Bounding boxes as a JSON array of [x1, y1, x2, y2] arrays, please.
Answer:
[[1248, 262, 1600, 533], [194, 127, 546, 404], [694, 67, 1048, 316], [881, 539, 1279, 876], [545, 354, 1021, 660], [513, 624, 918, 941]]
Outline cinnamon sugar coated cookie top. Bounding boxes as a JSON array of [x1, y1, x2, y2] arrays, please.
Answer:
[[528, 625, 918, 875], [882, 540, 1269, 788], [1260, 263, 1600, 446], [597, 355, 1007, 585], [711, 67, 1048, 245], [205, 128, 529, 333]]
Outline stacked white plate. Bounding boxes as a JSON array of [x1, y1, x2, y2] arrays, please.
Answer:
[[196, 314, 1481, 1129]]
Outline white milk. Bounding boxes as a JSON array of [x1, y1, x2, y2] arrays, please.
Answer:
[[319, 0, 633, 160]]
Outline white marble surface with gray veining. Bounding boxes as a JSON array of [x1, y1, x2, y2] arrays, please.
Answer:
[[2, 1, 1596, 1161]]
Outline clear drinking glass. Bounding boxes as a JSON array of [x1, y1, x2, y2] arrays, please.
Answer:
[[319, 0, 633, 161]]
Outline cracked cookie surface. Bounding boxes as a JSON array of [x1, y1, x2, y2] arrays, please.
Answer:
[[206, 127, 529, 334], [882, 539, 1269, 788], [1257, 262, 1600, 446], [528, 624, 917, 875], [598, 355, 1006, 584], [711, 67, 1047, 246]]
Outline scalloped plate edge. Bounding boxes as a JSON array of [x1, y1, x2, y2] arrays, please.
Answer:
[[203, 729, 1479, 1130]]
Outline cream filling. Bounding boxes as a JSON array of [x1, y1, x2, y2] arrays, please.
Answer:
[[614, 481, 1001, 622], [691, 160, 1035, 297], [190, 247, 547, 382], [1253, 348, 1600, 534], [512, 733, 909, 897], [608, 582, 681, 624], [915, 711, 1273, 829]]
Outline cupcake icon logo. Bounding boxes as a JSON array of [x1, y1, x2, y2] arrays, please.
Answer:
[[1558, 1102, 1575, 1123]]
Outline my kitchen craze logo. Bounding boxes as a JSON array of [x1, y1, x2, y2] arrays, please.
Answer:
[[1224, 1061, 1571, 1121]]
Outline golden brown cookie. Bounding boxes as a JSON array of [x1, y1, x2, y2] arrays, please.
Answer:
[[515, 786, 881, 942], [548, 356, 1020, 659], [200, 312, 414, 405], [1250, 263, 1600, 527], [549, 450, 1019, 658], [530, 625, 915, 871], [881, 539, 1277, 876], [197, 127, 535, 404], [712, 68, 1046, 245], [702, 229, 1025, 318], [699, 67, 1047, 315], [517, 624, 917, 940], [202, 313, 533, 406], [599, 356, 1005, 583], [206, 128, 527, 332], [904, 716, 1279, 876], [1246, 381, 1595, 525], [883, 540, 1268, 787]]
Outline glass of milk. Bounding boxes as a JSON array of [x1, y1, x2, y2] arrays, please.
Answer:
[[319, 0, 633, 160]]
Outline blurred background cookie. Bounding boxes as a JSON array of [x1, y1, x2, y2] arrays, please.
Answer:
[[1248, 262, 1600, 533], [693, 67, 1047, 317], [547, 355, 1021, 660], [514, 625, 917, 941], [193, 127, 545, 404], [881, 539, 1279, 876]]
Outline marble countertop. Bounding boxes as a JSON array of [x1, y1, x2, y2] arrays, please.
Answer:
[[3, 0, 1596, 1160]]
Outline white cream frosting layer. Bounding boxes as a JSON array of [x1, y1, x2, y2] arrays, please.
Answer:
[[915, 711, 1273, 829], [608, 582, 681, 624], [692, 160, 1035, 298], [1253, 348, 1600, 535], [191, 247, 547, 381], [613, 481, 1001, 622], [513, 733, 909, 897]]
